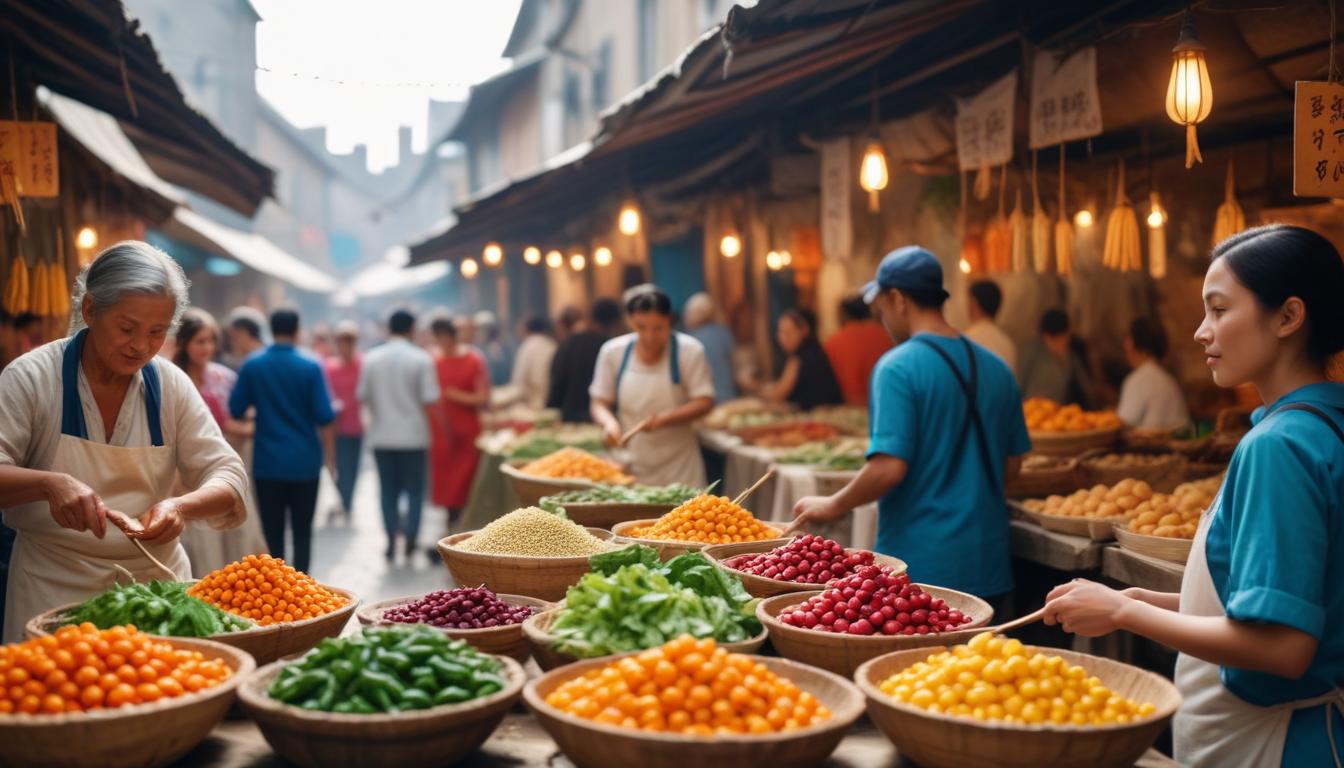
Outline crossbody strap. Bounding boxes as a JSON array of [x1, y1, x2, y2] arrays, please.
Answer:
[[1270, 402, 1344, 445], [913, 336, 997, 483], [613, 334, 682, 414]]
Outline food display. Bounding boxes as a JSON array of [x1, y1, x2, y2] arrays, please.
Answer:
[[520, 447, 634, 484], [267, 626, 506, 713], [379, 587, 536, 630], [542, 635, 831, 735], [1085, 453, 1179, 470], [454, 507, 612, 557], [776, 438, 868, 471], [721, 534, 879, 586], [1021, 454, 1074, 472], [627, 494, 781, 544], [61, 580, 252, 637], [1023, 478, 1156, 521], [877, 631, 1158, 725], [776, 568, 971, 637], [1124, 475, 1222, 539], [538, 483, 705, 514], [735, 421, 842, 449], [504, 427, 606, 460], [188, 555, 348, 626], [1023, 398, 1122, 432], [0, 623, 231, 714]]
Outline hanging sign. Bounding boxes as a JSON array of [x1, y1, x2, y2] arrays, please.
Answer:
[[820, 136, 853, 260], [1029, 47, 1103, 149], [955, 70, 1017, 171], [1292, 81, 1344, 198], [0, 121, 58, 197]]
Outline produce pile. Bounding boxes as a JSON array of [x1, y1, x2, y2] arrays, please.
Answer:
[[776, 438, 868, 471], [0, 623, 231, 714], [1084, 452, 1180, 470], [627, 494, 780, 544], [878, 631, 1158, 725], [538, 483, 705, 515], [1124, 475, 1222, 539], [721, 534, 879, 585], [735, 421, 841, 449], [1023, 398, 1121, 432], [777, 568, 972, 637], [455, 507, 611, 557], [520, 447, 633, 484], [188, 554, 347, 626], [1023, 478, 1157, 521], [62, 581, 251, 637], [549, 545, 761, 658], [380, 587, 535, 630], [1018, 454, 1074, 472], [268, 626, 507, 713], [543, 634, 831, 735], [506, 434, 605, 460]]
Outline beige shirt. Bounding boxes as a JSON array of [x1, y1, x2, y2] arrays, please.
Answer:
[[0, 338, 250, 530], [965, 319, 1018, 373], [511, 334, 557, 410]]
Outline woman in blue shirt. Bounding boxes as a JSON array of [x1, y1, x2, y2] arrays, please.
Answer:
[[1043, 225, 1344, 767]]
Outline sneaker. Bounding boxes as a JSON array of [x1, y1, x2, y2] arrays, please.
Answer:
[[425, 545, 440, 563], [384, 541, 396, 562]]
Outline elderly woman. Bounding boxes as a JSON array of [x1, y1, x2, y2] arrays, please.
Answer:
[[0, 241, 250, 641]]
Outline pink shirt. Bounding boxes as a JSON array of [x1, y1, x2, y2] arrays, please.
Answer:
[[325, 355, 363, 436]]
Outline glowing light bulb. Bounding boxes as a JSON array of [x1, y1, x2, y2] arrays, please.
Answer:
[[76, 226, 98, 250], [483, 242, 503, 266], [594, 246, 612, 266], [779, 250, 792, 267], [570, 253, 586, 271], [523, 246, 541, 265], [765, 251, 783, 271], [618, 202, 641, 236], [959, 258, 972, 274], [720, 233, 742, 258], [1074, 209, 1095, 228], [545, 250, 563, 269], [460, 258, 479, 278]]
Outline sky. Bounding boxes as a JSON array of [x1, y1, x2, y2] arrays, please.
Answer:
[[253, 0, 522, 172]]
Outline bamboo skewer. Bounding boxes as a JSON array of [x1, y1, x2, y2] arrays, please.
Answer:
[[731, 468, 776, 507]]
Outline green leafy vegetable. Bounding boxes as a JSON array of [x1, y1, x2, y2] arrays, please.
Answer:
[[507, 436, 605, 460], [64, 580, 251, 637], [539, 482, 714, 515]]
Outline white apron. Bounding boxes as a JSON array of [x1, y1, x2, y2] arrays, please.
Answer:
[[1172, 502, 1344, 767], [2, 331, 190, 642], [612, 335, 706, 487]]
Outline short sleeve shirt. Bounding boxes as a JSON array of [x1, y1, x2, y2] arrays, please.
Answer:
[[357, 338, 440, 450], [228, 344, 335, 482]]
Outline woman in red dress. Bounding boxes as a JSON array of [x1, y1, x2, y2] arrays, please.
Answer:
[[429, 316, 489, 525]]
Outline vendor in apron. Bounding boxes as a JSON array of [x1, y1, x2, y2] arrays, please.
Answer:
[[1044, 225, 1344, 767], [0, 241, 251, 642], [589, 285, 716, 487]]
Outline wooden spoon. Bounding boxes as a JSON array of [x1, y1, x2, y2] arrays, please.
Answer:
[[618, 417, 651, 447], [105, 509, 178, 581]]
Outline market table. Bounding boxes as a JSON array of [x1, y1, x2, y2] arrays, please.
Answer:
[[1009, 519, 1107, 572], [1103, 546, 1186, 593], [767, 463, 876, 549]]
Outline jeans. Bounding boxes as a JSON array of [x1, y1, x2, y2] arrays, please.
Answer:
[[254, 478, 320, 573], [334, 435, 363, 512], [373, 449, 427, 547]]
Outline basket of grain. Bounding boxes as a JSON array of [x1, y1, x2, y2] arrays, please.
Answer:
[[521, 607, 768, 672], [702, 538, 908, 599], [356, 592, 553, 663]]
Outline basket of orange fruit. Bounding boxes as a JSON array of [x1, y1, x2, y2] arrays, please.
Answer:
[[611, 494, 785, 560], [502, 447, 635, 506], [1023, 398, 1122, 457]]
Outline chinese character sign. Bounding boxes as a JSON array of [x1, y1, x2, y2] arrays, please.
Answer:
[[1293, 81, 1344, 198], [0, 121, 58, 198], [1029, 47, 1103, 149], [955, 70, 1017, 171], [820, 136, 853, 260]]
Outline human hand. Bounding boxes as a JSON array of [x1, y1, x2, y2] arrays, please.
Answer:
[[601, 422, 622, 448], [791, 495, 846, 527], [1043, 579, 1131, 637], [42, 472, 108, 538], [132, 500, 185, 546]]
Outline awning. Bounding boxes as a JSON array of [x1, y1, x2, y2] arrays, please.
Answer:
[[332, 260, 452, 306], [166, 208, 339, 294]]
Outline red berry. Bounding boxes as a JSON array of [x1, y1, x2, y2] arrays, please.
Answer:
[[882, 620, 901, 635], [850, 619, 872, 635]]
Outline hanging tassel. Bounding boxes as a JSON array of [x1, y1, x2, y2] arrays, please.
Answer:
[[1185, 123, 1203, 169]]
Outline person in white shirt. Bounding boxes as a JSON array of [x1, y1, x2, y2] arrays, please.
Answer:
[[965, 280, 1017, 372], [1117, 316, 1190, 431], [357, 309, 441, 562], [510, 316, 557, 410]]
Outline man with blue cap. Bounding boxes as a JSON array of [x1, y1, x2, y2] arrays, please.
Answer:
[[792, 246, 1031, 611]]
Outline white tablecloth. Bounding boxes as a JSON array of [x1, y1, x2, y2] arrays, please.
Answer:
[[767, 464, 878, 550]]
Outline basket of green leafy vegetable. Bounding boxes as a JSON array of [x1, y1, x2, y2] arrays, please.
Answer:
[[520, 544, 766, 671], [538, 483, 707, 528], [25, 580, 256, 640]]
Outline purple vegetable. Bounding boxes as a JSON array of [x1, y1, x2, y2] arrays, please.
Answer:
[[381, 586, 534, 630]]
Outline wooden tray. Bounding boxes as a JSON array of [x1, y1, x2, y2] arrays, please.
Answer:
[[1011, 502, 1119, 542], [436, 528, 616, 602], [701, 539, 908, 599], [611, 519, 785, 561], [1028, 427, 1120, 457], [550, 502, 677, 529], [855, 645, 1181, 768], [1113, 524, 1193, 564], [521, 608, 768, 672], [355, 594, 553, 663]]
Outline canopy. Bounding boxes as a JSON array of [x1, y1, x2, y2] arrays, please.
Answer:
[[166, 209, 339, 295]]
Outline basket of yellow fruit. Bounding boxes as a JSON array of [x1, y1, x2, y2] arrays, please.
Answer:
[[1112, 475, 1222, 564], [1079, 452, 1187, 493], [1017, 477, 1157, 541], [502, 448, 634, 506], [855, 631, 1181, 768], [611, 494, 785, 560], [1023, 398, 1121, 457]]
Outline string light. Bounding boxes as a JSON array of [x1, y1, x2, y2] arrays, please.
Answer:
[[765, 251, 783, 271], [594, 246, 612, 266], [76, 226, 98, 250], [483, 242, 503, 266], [720, 232, 742, 258], [779, 250, 792, 267], [460, 258, 479, 278], [618, 201, 641, 236], [570, 253, 586, 271], [959, 258, 972, 274], [1073, 209, 1095, 228], [523, 246, 541, 265], [545, 250, 564, 269]]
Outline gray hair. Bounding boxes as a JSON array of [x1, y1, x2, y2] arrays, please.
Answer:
[[69, 240, 191, 334]]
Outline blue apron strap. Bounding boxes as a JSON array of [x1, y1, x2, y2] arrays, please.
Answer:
[[669, 333, 681, 385], [613, 339, 636, 415], [141, 360, 165, 447], [59, 328, 165, 446]]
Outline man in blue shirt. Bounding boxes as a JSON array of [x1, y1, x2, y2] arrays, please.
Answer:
[[229, 309, 335, 572], [792, 246, 1031, 609]]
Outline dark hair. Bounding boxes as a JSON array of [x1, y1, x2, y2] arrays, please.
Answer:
[[1128, 316, 1168, 360], [969, 280, 1003, 318], [525, 315, 551, 334], [900, 288, 948, 310], [591, 298, 622, 328], [556, 306, 582, 332], [1213, 224, 1344, 363], [270, 309, 300, 338], [839, 295, 870, 322], [388, 309, 416, 335], [430, 316, 456, 337], [172, 308, 218, 370], [625, 287, 673, 316], [14, 311, 40, 330], [229, 316, 260, 341], [780, 308, 819, 340], [1040, 308, 1070, 336]]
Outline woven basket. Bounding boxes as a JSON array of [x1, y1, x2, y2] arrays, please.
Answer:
[[355, 594, 553, 663], [610, 519, 786, 561], [756, 588, 993, 678], [1117, 427, 1180, 453], [237, 655, 526, 768], [436, 528, 616, 602], [523, 652, 865, 768], [0, 637, 253, 768], [1011, 503, 1120, 542], [521, 608, 769, 672], [499, 462, 605, 506], [855, 646, 1181, 768], [1028, 427, 1120, 457], [1004, 457, 1081, 499], [701, 540, 908, 599], [1079, 453, 1189, 494], [1113, 524, 1193, 565], [555, 502, 677, 529], [1184, 461, 1227, 483]]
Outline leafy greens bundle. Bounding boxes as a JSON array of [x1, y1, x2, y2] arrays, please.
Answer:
[[65, 580, 252, 637]]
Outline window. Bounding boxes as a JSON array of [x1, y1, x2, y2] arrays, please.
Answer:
[[638, 0, 658, 83], [592, 39, 612, 109]]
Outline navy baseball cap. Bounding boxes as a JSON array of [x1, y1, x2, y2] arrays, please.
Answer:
[[861, 245, 949, 304]]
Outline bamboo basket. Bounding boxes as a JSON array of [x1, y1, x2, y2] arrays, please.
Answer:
[[237, 655, 526, 768], [1011, 502, 1120, 542], [756, 588, 993, 678], [554, 502, 677, 529], [521, 608, 769, 672], [500, 462, 629, 506], [611, 519, 786, 561], [855, 646, 1181, 768], [1004, 456, 1081, 499], [436, 528, 616, 602], [701, 539, 908, 598], [1117, 427, 1180, 453], [523, 652, 865, 768], [1028, 427, 1120, 457], [355, 594, 553, 662], [1184, 461, 1227, 483], [1079, 453, 1188, 493], [1113, 524, 1193, 565], [0, 637, 253, 768]]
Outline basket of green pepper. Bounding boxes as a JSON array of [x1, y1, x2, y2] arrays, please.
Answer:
[[237, 625, 525, 768], [539, 482, 708, 528]]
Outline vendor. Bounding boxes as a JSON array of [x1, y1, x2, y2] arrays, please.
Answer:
[[590, 285, 716, 486], [1116, 316, 1190, 431], [1043, 225, 1344, 767], [757, 308, 844, 411], [0, 241, 250, 642]]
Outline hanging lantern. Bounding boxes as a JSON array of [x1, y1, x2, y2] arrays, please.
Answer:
[[460, 258, 479, 278], [1165, 11, 1213, 169], [523, 246, 541, 265], [859, 141, 889, 212], [719, 232, 742, 258], [545, 250, 564, 269], [76, 226, 98, 250], [1073, 208, 1095, 228], [765, 251, 783, 271], [570, 253, 587, 271], [483, 242, 503, 266], [594, 246, 612, 266], [618, 201, 641, 236]]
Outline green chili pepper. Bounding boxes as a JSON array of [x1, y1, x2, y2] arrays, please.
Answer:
[[270, 669, 332, 703], [432, 686, 472, 705], [428, 657, 469, 685], [400, 689, 433, 710], [332, 700, 356, 714], [347, 694, 376, 714], [377, 650, 413, 674], [328, 659, 356, 686]]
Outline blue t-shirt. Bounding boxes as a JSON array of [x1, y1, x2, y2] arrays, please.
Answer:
[[229, 344, 335, 482], [1204, 382, 1344, 766], [688, 323, 736, 404], [868, 333, 1032, 598]]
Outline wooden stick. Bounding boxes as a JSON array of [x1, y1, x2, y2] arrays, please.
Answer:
[[731, 467, 776, 507], [126, 536, 178, 581], [778, 515, 807, 537], [988, 606, 1046, 635], [618, 417, 651, 447], [106, 509, 177, 580]]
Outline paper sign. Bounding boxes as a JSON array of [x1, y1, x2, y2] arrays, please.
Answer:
[[1029, 47, 1103, 149], [1293, 81, 1344, 198], [0, 121, 58, 197], [0, 121, 19, 191], [956, 70, 1017, 171], [820, 136, 853, 260]]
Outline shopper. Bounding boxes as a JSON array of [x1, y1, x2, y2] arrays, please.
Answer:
[[325, 321, 364, 518], [1018, 308, 1096, 407], [547, 298, 623, 423], [590, 285, 716, 486], [229, 309, 334, 573], [791, 246, 1031, 606], [1043, 225, 1344, 767], [683, 292, 737, 404], [474, 310, 513, 386], [758, 308, 844, 411], [224, 306, 267, 369], [823, 294, 893, 407], [429, 317, 489, 527], [964, 280, 1017, 372], [1116, 316, 1190, 431], [358, 309, 440, 561], [511, 316, 557, 410]]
